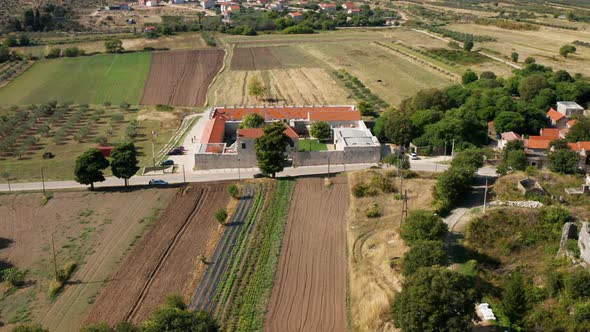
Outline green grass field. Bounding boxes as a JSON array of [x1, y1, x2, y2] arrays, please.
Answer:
[[0, 52, 152, 105], [298, 139, 328, 152]]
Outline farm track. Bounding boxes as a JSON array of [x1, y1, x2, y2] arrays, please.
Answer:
[[190, 185, 258, 314], [266, 177, 349, 332], [85, 183, 230, 326]]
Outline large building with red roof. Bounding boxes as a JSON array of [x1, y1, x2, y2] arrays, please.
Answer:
[[195, 105, 381, 169]]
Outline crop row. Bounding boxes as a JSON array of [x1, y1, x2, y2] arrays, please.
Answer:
[[514, 19, 578, 31], [224, 180, 294, 332], [215, 184, 267, 315], [0, 60, 30, 83], [573, 40, 590, 48], [427, 25, 497, 43], [333, 69, 389, 112]]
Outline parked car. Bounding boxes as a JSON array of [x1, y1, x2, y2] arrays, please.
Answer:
[[253, 173, 266, 178], [175, 146, 186, 151], [160, 159, 174, 166], [410, 153, 419, 160], [168, 149, 183, 155], [149, 179, 168, 186]]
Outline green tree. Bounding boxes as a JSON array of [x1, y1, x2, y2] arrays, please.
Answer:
[[511, 52, 519, 62], [12, 324, 49, 332], [479, 71, 496, 80], [215, 208, 228, 224], [566, 118, 590, 142], [501, 272, 529, 327], [462, 70, 478, 85], [400, 240, 448, 276], [505, 150, 527, 171], [248, 75, 267, 101], [74, 148, 110, 190], [518, 74, 548, 100], [565, 267, 590, 299], [524, 57, 536, 64], [548, 148, 579, 174], [64, 47, 80, 57], [494, 111, 525, 133], [2, 267, 26, 288], [105, 39, 124, 53], [164, 294, 186, 310], [239, 113, 265, 129], [110, 142, 140, 186], [375, 109, 413, 146], [255, 121, 291, 177], [142, 307, 219, 332], [5, 35, 18, 47], [0, 45, 9, 63], [450, 148, 483, 172], [559, 44, 576, 58], [309, 121, 331, 140], [18, 33, 30, 46], [228, 183, 240, 199], [463, 38, 474, 51], [401, 210, 448, 245], [80, 323, 113, 332], [356, 100, 375, 116], [45, 47, 61, 58], [119, 102, 130, 111], [392, 267, 477, 332]]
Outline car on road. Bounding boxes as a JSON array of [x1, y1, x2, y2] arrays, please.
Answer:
[[253, 173, 267, 178], [168, 148, 183, 155], [160, 159, 174, 166], [149, 179, 168, 186], [410, 153, 419, 160], [175, 146, 186, 151]]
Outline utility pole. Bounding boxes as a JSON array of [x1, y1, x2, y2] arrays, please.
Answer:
[[4, 173, 11, 192], [51, 234, 58, 280], [451, 139, 456, 160], [41, 167, 46, 197], [151, 140, 156, 167], [400, 189, 408, 227], [182, 165, 186, 184], [237, 158, 241, 183], [483, 178, 489, 213], [327, 155, 331, 178]]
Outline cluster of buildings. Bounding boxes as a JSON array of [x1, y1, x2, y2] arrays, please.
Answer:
[[203, 1, 362, 21], [497, 101, 589, 170], [194, 105, 382, 169]]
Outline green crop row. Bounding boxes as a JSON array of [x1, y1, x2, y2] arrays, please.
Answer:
[[333, 69, 389, 112], [223, 180, 294, 332]]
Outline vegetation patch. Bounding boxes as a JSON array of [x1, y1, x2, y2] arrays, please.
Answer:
[[428, 48, 489, 65]]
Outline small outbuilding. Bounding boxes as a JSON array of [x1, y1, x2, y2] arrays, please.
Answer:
[[518, 178, 545, 196]]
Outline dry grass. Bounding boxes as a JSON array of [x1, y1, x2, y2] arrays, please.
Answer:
[[346, 169, 435, 332]]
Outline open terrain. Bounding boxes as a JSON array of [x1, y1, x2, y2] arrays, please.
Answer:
[[140, 50, 224, 107], [0, 188, 176, 331], [85, 182, 230, 325], [347, 170, 436, 332], [265, 176, 349, 332], [0, 53, 151, 105]]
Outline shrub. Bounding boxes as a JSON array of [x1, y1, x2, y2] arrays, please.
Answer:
[[352, 183, 376, 198], [565, 267, 590, 299], [539, 206, 571, 224], [215, 208, 228, 224], [365, 203, 381, 218], [371, 173, 395, 193], [401, 210, 448, 245], [1, 267, 26, 287], [111, 113, 124, 122], [164, 294, 186, 310], [400, 240, 448, 276], [575, 302, 590, 323], [119, 102, 131, 111], [103, 101, 111, 107], [12, 324, 49, 332], [95, 136, 108, 146], [228, 183, 240, 199]]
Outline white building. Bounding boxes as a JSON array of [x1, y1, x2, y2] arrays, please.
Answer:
[[557, 101, 585, 117]]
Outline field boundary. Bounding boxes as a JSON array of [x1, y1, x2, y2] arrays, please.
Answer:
[[205, 48, 229, 107]]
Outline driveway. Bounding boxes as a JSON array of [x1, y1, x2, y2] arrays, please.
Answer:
[[166, 108, 212, 171]]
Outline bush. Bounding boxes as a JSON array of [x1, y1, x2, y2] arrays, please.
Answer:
[[111, 113, 124, 122], [1, 267, 26, 287], [575, 302, 590, 323], [401, 210, 448, 245], [64, 47, 81, 57], [565, 267, 590, 299], [365, 203, 381, 218], [95, 136, 108, 146], [539, 206, 571, 224], [352, 183, 376, 198], [215, 208, 228, 224], [400, 240, 448, 276], [119, 102, 131, 111], [12, 324, 49, 332], [228, 183, 240, 199], [164, 294, 186, 310], [371, 173, 395, 193]]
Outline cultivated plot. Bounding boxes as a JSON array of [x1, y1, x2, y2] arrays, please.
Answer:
[[0, 53, 152, 105], [0, 189, 176, 331], [265, 176, 349, 332], [231, 47, 282, 71], [140, 50, 224, 107], [85, 182, 230, 325]]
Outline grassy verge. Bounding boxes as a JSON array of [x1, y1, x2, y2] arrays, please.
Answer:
[[223, 180, 294, 331], [298, 139, 328, 152]]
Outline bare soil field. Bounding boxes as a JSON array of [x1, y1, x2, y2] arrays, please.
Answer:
[[446, 23, 590, 76], [0, 188, 176, 331], [265, 176, 348, 332], [211, 67, 350, 106], [347, 170, 435, 332], [140, 50, 224, 107], [85, 182, 230, 326], [231, 47, 282, 71]]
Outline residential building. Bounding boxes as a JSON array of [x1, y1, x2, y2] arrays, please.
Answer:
[[498, 131, 521, 150], [348, 8, 360, 15], [319, 3, 337, 12], [288, 11, 303, 20], [194, 105, 382, 169], [221, 1, 239, 11], [557, 101, 584, 117], [547, 107, 568, 128], [342, 2, 356, 9], [267, 2, 284, 11], [201, 0, 215, 8]]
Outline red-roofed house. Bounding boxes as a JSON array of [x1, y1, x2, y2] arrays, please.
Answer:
[[547, 108, 567, 128], [540, 128, 561, 139], [221, 1, 239, 11], [288, 11, 303, 20], [342, 2, 356, 9], [498, 131, 521, 150], [348, 8, 361, 15], [319, 3, 337, 12], [526, 136, 553, 152], [567, 119, 578, 129]]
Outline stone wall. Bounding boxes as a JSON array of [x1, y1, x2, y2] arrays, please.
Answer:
[[293, 146, 381, 167], [579, 222, 590, 264]]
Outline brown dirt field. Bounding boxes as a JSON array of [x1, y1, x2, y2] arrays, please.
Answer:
[[140, 50, 224, 107], [0, 188, 176, 332], [347, 170, 435, 332], [85, 182, 230, 326], [230, 47, 282, 71], [265, 176, 349, 332]]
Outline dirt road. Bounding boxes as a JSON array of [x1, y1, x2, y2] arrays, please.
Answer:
[[265, 176, 349, 332]]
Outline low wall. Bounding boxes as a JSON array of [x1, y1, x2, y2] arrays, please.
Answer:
[[579, 222, 590, 264], [194, 154, 258, 170], [293, 147, 381, 167]]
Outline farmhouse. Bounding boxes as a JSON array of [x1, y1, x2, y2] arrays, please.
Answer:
[[194, 105, 382, 169], [319, 3, 337, 12], [342, 2, 356, 10], [288, 11, 303, 20]]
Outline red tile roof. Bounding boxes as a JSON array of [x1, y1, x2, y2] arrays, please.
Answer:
[[343, 2, 356, 8], [213, 106, 359, 122], [501, 131, 521, 141], [568, 119, 578, 128], [526, 136, 552, 150], [568, 141, 590, 152], [320, 3, 337, 7], [289, 11, 302, 16], [201, 116, 226, 144], [238, 126, 299, 139], [547, 108, 565, 122], [540, 128, 560, 139]]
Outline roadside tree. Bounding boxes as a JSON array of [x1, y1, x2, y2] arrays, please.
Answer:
[[400, 240, 448, 276], [511, 52, 519, 62], [110, 142, 140, 186], [255, 121, 290, 177], [74, 148, 110, 190], [400, 210, 448, 245], [559, 44, 576, 58]]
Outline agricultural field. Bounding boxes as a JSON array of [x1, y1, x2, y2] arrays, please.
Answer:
[[140, 50, 225, 107], [266, 176, 349, 332], [0, 60, 34, 89], [347, 170, 436, 332], [85, 182, 230, 325], [0, 53, 151, 105], [0, 188, 177, 331], [445, 23, 590, 76], [0, 103, 181, 182]]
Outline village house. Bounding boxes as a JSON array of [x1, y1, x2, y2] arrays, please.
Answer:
[[267, 2, 284, 11], [497, 131, 521, 150], [194, 105, 382, 170], [288, 11, 303, 20], [200, 0, 215, 8], [319, 3, 337, 12], [348, 8, 361, 15], [342, 2, 356, 10], [557, 101, 585, 117], [221, 2, 240, 12], [547, 107, 568, 129]]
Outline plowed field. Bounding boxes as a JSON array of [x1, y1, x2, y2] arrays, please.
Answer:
[[85, 182, 230, 325], [140, 50, 224, 107], [231, 47, 282, 70], [265, 177, 349, 332]]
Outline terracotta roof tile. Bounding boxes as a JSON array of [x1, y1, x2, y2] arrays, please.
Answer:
[[501, 131, 521, 141], [546, 108, 565, 122], [201, 116, 226, 144], [526, 136, 552, 149], [238, 126, 299, 139], [568, 119, 578, 128], [540, 128, 560, 139], [214, 106, 359, 122]]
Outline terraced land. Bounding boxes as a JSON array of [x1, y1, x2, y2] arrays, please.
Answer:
[[85, 182, 230, 325], [0, 53, 152, 105]]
